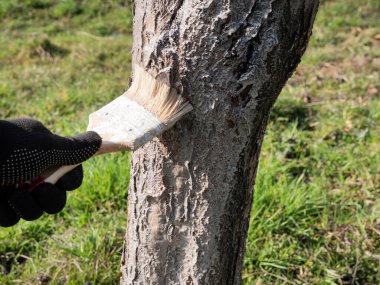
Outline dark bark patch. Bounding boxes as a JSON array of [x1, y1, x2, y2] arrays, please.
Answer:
[[230, 84, 253, 109], [226, 117, 236, 129]]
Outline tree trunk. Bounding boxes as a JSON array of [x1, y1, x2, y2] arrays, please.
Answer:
[[120, 1, 319, 284]]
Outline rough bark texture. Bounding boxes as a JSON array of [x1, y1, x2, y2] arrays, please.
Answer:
[[121, 1, 319, 284]]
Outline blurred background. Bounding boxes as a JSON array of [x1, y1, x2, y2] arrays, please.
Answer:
[[0, 0, 379, 284]]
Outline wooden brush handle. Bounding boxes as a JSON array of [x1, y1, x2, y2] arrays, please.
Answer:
[[44, 164, 80, 185], [31, 140, 128, 189]]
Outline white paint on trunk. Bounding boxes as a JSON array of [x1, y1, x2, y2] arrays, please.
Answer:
[[121, 1, 319, 284]]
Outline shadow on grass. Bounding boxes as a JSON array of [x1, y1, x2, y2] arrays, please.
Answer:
[[270, 99, 317, 131], [30, 38, 70, 59]]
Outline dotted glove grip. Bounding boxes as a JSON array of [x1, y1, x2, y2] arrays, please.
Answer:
[[0, 118, 102, 227], [0, 165, 85, 227], [0, 118, 102, 186]]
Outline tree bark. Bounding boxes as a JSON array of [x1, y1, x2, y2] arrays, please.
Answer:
[[121, 1, 319, 284]]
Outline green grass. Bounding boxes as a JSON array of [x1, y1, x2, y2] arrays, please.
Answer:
[[0, 1, 132, 283], [244, 0, 380, 284], [0, 0, 379, 284]]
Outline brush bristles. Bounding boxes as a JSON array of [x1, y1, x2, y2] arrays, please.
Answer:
[[126, 65, 192, 124]]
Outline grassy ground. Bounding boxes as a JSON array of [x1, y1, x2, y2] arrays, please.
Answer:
[[0, 0, 379, 284]]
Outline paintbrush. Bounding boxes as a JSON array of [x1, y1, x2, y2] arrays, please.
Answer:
[[34, 65, 192, 186]]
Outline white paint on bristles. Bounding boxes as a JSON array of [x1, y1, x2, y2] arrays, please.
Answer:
[[44, 65, 192, 184], [88, 65, 192, 152]]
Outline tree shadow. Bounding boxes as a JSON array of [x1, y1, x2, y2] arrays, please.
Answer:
[[29, 38, 70, 59], [269, 99, 317, 131]]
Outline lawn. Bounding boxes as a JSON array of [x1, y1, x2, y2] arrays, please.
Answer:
[[0, 0, 379, 284]]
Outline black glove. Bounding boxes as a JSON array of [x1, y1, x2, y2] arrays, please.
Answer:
[[0, 118, 102, 227]]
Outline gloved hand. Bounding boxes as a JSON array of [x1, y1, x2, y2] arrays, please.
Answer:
[[0, 118, 102, 227]]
